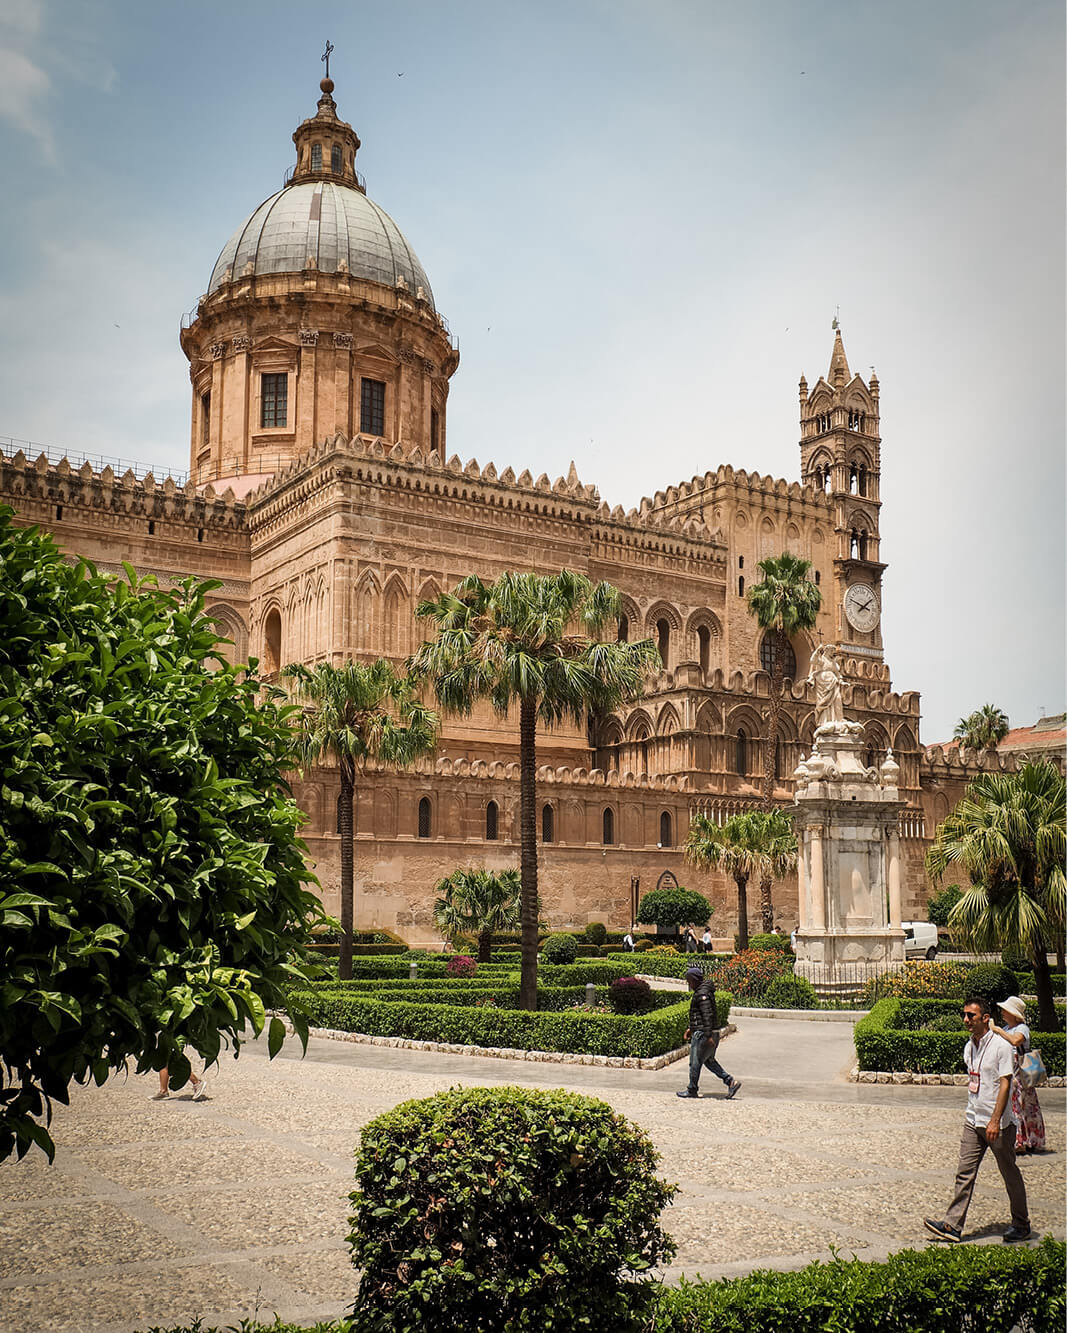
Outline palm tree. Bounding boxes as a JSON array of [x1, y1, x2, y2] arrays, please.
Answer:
[[685, 809, 798, 951], [434, 868, 522, 962], [755, 807, 800, 934], [746, 553, 822, 806], [411, 571, 660, 1009], [953, 704, 1010, 752], [926, 762, 1065, 1029], [285, 660, 438, 980]]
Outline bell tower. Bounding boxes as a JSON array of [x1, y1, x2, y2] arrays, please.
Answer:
[[799, 326, 885, 659]]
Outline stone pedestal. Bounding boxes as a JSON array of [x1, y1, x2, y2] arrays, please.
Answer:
[[793, 725, 905, 996]]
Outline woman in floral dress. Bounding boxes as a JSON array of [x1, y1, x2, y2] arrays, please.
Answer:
[[992, 995, 1046, 1154]]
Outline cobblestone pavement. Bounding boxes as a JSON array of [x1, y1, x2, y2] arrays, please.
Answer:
[[0, 1017, 1062, 1333]]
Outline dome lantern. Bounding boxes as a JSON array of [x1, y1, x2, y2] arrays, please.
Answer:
[[289, 66, 363, 191]]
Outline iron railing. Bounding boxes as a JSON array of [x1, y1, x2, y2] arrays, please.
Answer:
[[0, 436, 187, 484]]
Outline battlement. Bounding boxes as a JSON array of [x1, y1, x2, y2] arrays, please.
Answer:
[[921, 744, 1022, 778], [701, 663, 915, 715], [645, 463, 834, 516], [356, 753, 689, 792]]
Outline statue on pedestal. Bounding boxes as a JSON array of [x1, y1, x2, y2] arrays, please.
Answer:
[[807, 644, 845, 731]]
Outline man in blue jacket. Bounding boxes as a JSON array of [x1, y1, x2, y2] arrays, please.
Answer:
[[678, 966, 741, 1099]]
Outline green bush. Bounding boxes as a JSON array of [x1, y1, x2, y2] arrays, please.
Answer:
[[859, 960, 968, 1004], [855, 998, 1066, 1075], [923, 1013, 966, 1033], [746, 932, 793, 953], [637, 887, 713, 929], [608, 977, 653, 1014], [1016, 971, 1067, 997], [762, 974, 819, 1009], [926, 884, 963, 929], [1002, 947, 1031, 972], [716, 949, 792, 1000], [652, 1237, 1066, 1332], [963, 963, 1019, 1008], [633, 939, 652, 952], [348, 1086, 677, 1332], [585, 921, 608, 945], [542, 932, 579, 965]]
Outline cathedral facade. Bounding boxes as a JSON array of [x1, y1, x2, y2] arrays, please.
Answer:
[[1, 80, 1011, 941]]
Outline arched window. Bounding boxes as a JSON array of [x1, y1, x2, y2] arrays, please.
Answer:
[[738, 575, 745, 598], [858, 530, 868, 560], [541, 804, 554, 843], [858, 466, 868, 497], [331, 143, 342, 173], [814, 569, 821, 585], [865, 745, 876, 770], [617, 615, 629, 642], [311, 143, 323, 171], [697, 624, 711, 677], [602, 807, 615, 845], [264, 608, 282, 675], [735, 729, 748, 776], [849, 465, 858, 494], [417, 797, 432, 838], [659, 811, 673, 847], [656, 618, 670, 667], [759, 633, 797, 680], [485, 800, 499, 841]]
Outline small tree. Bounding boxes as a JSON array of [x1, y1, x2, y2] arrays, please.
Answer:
[[755, 807, 799, 934], [926, 884, 963, 929], [0, 511, 325, 1163], [746, 554, 822, 805], [636, 887, 712, 931], [433, 868, 521, 962], [285, 661, 438, 980], [685, 809, 797, 953], [953, 704, 1010, 752], [412, 571, 659, 1010]]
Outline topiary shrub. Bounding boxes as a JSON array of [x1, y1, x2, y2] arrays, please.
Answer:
[[747, 932, 793, 954], [348, 1086, 677, 1331], [445, 954, 476, 977], [633, 938, 652, 952], [608, 976, 653, 1015], [542, 933, 579, 965], [762, 974, 819, 1009], [646, 944, 681, 955], [637, 887, 713, 930], [964, 963, 1019, 1009], [923, 1013, 966, 1033], [859, 960, 968, 1004], [927, 884, 963, 929], [585, 921, 608, 946]]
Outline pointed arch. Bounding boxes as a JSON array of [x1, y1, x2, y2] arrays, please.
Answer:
[[382, 571, 410, 658], [656, 703, 681, 736], [354, 569, 381, 654], [759, 515, 777, 560], [626, 708, 655, 742], [894, 723, 917, 752]]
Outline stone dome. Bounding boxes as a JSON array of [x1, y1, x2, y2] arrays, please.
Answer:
[[207, 180, 435, 309]]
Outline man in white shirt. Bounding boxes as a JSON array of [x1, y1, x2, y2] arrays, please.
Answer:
[[924, 994, 1031, 1243]]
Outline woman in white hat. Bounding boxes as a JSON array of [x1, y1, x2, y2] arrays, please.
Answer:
[[992, 996, 1046, 1154]]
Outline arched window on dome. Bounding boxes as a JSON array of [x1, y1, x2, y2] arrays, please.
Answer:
[[331, 144, 342, 173], [311, 143, 322, 171]]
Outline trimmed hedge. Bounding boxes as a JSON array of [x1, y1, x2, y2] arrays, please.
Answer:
[[855, 998, 1066, 1075], [311, 984, 681, 1014], [288, 990, 732, 1058], [653, 1237, 1066, 1332]]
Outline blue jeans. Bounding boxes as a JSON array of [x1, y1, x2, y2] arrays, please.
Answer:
[[688, 1028, 731, 1093]]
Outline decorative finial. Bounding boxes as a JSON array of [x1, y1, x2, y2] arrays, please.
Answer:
[[831, 306, 840, 331], [320, 39, 335, 92]]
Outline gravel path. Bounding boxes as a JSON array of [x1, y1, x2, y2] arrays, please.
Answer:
[[0, 1018, 1062, 1333]]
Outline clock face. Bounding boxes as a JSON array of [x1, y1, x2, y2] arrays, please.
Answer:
[[844, 582, 879, 632]]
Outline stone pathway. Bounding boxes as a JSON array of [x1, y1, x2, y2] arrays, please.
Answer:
[[0, 1019, 1062, 1333]]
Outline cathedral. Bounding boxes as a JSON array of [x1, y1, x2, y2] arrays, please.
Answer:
[[0, 77, 1010, 941]]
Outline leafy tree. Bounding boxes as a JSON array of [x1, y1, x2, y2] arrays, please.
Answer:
[[285, 661, 438, 980], [411, 571, 659, 1009], [636, 887, 712, 930], [953, 704, 1010, 752], [746, 554, 822, 805], [0, 510, 324, 1163], [685, 809, 798, 952], [753, 806, 800, 934], [926, 762, 1065, 1029], [433, 867, 522, 962], [926, 884, 963, 929]]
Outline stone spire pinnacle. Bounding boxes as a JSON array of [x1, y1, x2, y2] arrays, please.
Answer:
[[828, 326, 850, 387]]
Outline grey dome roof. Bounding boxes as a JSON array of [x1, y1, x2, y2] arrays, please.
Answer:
[[207, 180, 434, 309]]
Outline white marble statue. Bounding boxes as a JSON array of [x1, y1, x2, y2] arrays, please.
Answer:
[[807, 644, 846, 731]]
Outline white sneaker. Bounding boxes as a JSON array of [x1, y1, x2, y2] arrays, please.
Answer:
[[192, 1077, 207, 1101], [150, 1089, 170, 1101]]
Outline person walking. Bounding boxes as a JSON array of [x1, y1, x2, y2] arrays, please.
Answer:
[[923, 994, 1030, 1243], [677, 966, 741, 1100], [151, 1066, 208, 1102], [701, 925, 712, 954], [992, 996, 1046, 1155], [622, 926, 636, 953], [684, 926, 698, 954]]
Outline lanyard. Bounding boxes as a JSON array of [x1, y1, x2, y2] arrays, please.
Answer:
[[969, 1032, 991, 1075]]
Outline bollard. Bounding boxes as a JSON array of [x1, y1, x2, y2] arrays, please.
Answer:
[[409, 962, 418, 981], [585, 982, 596, 1007]]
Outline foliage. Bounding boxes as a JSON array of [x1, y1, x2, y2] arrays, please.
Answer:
[[348, 1086, 677, 1332], [0, 512, 325, 1164], [542, 932, 580, 965], [633, 939, 653, 951], [685, 809, 797, 952], [646, 943, 681, 955], [745, 932, 793, 953], [1002, 946, 1032, 971], [445, 955, 476, 977], [652, 1238, 1066, 1332], [585, 921, 608, 945], [953, 703, 1010, 752], [433, 868, 522, 963], [412, 571, 660, 1011], [923, 1013, 966, 1033], [926, 884, 963, 929], [858, 960, 969, 1005], [854, 998, 1065, 1075], [927, 762, 1065, 1029], [962, 962, 1019, 1008], [745, 554, 822, 809], [286, 659, 437, 979], [715, 949, 792, 1001], [762, 974, 819, 1009], [636, 887, 713, 929], [608, 977, 654, 1014]]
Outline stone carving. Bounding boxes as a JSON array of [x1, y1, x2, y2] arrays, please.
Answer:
[[333, 332, 353, 349], [807, 643, 862, 735], [421, 358, 435, 376], [232, 335, 252, 352], [299, 329, 319, 346], [399, 345, 415, 364], [210, 342, 226, 360]]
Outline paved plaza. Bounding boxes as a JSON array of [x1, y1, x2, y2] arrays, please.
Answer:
[[0, 1017, 1063, 1333]]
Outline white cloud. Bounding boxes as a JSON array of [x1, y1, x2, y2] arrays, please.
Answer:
[[0, 46, 54, 159]]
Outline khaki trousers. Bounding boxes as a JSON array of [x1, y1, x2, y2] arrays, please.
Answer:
[[944, 1122, 1029, 1232]]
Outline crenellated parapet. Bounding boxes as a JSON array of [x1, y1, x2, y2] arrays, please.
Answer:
[[920, 744, 1023, 780], [644, 463, 833, 521], [354, 753, 689, 791]]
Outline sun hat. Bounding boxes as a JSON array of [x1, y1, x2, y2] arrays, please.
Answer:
[[999, 995, 1026, 1022]]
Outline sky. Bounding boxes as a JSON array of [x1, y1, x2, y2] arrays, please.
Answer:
[[0, 0, 1063, 744]]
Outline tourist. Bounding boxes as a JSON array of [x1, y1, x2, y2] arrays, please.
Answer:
[[622, 926, 636, 952], [677, 967, 741, 1100], [150, 1066, 208, 1102], [992, 996, 1046, 1155], [684, 926, 698, 953], [923, 994, 1030, 1243], [701, 925, 712, 953]]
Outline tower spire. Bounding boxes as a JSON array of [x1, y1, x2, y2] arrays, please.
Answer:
[[828, 325, 850, 387]]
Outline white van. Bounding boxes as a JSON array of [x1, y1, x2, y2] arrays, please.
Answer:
[[901, 921, 939, 960]]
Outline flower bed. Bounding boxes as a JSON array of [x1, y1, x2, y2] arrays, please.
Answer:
[[854, 998, 1066, 1075]]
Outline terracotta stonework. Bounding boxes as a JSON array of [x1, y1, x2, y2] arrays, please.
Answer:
[[2, 84, 1042, 943]]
